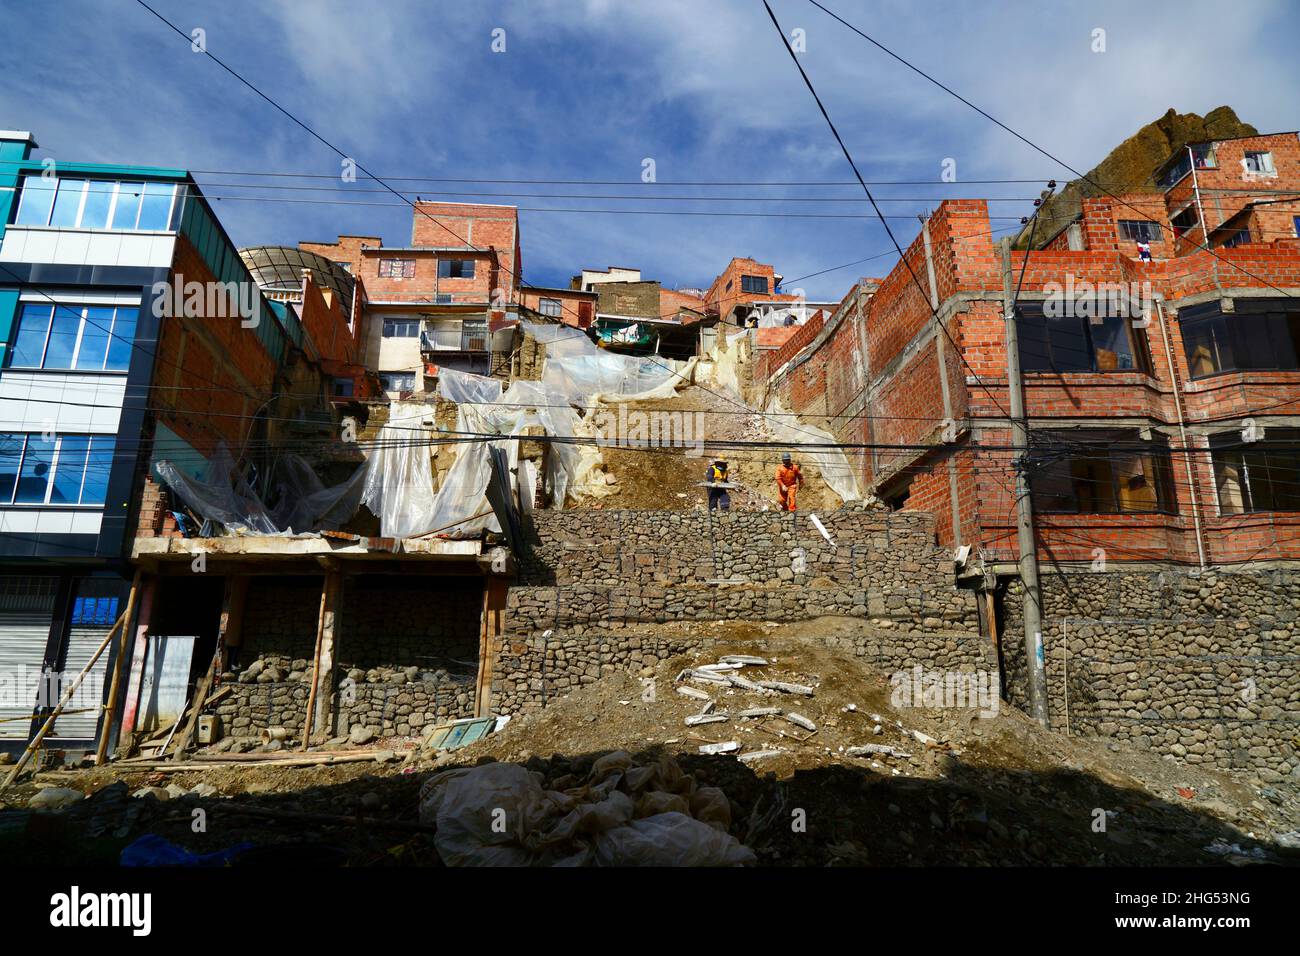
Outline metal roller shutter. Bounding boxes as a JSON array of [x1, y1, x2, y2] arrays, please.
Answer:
[[0, 576, 57, 740], [49, 624, 113, 740]]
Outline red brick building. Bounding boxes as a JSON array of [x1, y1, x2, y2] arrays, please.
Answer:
[[301, 202, 524, 391], [754, 133, 1300, 573]]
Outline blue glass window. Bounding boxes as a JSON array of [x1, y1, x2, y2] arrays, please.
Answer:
[[49, 179, 86, 227], [10, 304, 53, 367], [15, 177, 57, 225], [137, 182, 174, 230], [80, 437, 113, 504], [111, 183, 143, 229], [50, 436, 90, 504], [0, 434, 20, 502], [14, 435, 55, 503], [80, 181, 112, 229]]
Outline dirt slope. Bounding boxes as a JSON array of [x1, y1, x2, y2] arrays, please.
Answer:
[[581, 385, 847, 512]]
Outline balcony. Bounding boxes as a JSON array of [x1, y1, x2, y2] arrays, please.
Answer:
[[420, 320, 488, 353]]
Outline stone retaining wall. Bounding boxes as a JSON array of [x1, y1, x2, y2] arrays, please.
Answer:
[[494, 505, 988, 715], [1001, 568, 1300, 781]]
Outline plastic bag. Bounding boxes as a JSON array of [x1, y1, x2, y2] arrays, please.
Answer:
[[418, 756, 756, 867]]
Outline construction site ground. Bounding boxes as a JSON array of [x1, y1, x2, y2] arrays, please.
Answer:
[[4, 617, 1297, 866], [584, 385, 846, 512]]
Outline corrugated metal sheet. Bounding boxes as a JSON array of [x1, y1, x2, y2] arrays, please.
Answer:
[[136, 636, 196, 733], [0, 576, 56, 740]]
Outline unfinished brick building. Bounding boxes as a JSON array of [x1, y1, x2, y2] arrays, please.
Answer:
[[301, 201, 524, 392]]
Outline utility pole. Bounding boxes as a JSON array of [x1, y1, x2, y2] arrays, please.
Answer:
[[999, 237, 1049, 727]]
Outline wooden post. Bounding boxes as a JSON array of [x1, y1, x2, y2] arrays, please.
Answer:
[[118, 571, 159, 754], [95, 569, 141, 765], [475, 575, 509, 717], [304, 567, 342, 747]]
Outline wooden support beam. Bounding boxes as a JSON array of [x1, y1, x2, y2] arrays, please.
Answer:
[[474, 574, 509, 718], [117, 572, 159, 755], [304, 569, 342, 746], [95, 569, 142, 765]]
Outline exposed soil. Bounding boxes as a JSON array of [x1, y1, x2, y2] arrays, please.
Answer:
[[5, 618, 1297, 867], [580, 385, 845, 512]]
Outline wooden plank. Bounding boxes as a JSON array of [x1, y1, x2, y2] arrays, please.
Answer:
[[95, 569, 141, 764], [308, 569, 342, 743]]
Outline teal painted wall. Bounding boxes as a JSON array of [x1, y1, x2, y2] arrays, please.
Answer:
[[0, 288, 18, 363]]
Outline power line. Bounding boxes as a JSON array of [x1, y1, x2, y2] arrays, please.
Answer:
[[762, 0, 1017, 432], [804, 0, 1299, 301]]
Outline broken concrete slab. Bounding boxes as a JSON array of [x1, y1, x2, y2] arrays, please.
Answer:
[[675, 686, 712, 701], [685, 714, 729, 726], [846, 744, 913, 759], [785, 713, 817, 732], [738, 707, 782, 718], [719, 655, 769, 666], [758, 680, 814, 696], [698, 741, 740, 755]]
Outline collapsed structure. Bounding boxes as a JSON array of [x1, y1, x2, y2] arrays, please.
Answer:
[[2, 126, 1298, 782]]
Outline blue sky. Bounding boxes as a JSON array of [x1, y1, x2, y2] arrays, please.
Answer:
[[3, 0, 1297, 299]]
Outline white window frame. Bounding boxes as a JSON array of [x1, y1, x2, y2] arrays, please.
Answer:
[[1242, 151, 1276, 175]]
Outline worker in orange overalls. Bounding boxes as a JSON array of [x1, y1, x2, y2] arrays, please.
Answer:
[[775, 453, 804, 511]]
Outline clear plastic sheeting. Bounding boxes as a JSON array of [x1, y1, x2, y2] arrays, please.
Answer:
[[360, 403, 445, 539], [436, 366, 503, 406], [763, 394, 861, 503], [362, 379, 596, 539], [522, 320, 695, 404], [268, 452, 369, 534], [156, 444, 369, 536], [700, 327, 860, 503]]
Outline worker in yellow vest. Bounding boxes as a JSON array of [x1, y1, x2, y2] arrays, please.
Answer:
[[706, 457, 731, 511]]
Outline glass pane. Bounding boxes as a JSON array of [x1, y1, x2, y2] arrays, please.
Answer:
[[50, 179, 86, 227], [1047, 315, 1092, 371], [50, 435, 89, 504], [1114, 452, 1160, 512], [1070, 454, 1116, 512], [44, 306, 83, 369], [79, 436, 113, 504], [10, 304, 53, 367], [1091, 316, 1138, 370], [137, 182, 174, 230], [1213, 451, 1247, 514], [80, 180, 112, 229], [15, 435, 55, 503], [1017, 310, 1052, 371], [1031, 457, 1078, 512], [0, 434, 21, 503], [15, 176, 57, 225], [104, 308, 137, 371], [74, 306, 115, 370], [111, 182, 143, 229], [1267, 449, 1300, 511], [1182, 317, 1223, 377]]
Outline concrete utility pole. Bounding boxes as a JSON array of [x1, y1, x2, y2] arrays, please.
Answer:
[[999, 237, 1049, 727]]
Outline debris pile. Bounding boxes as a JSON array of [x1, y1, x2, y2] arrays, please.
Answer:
[[419, 750, 755, 866]]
